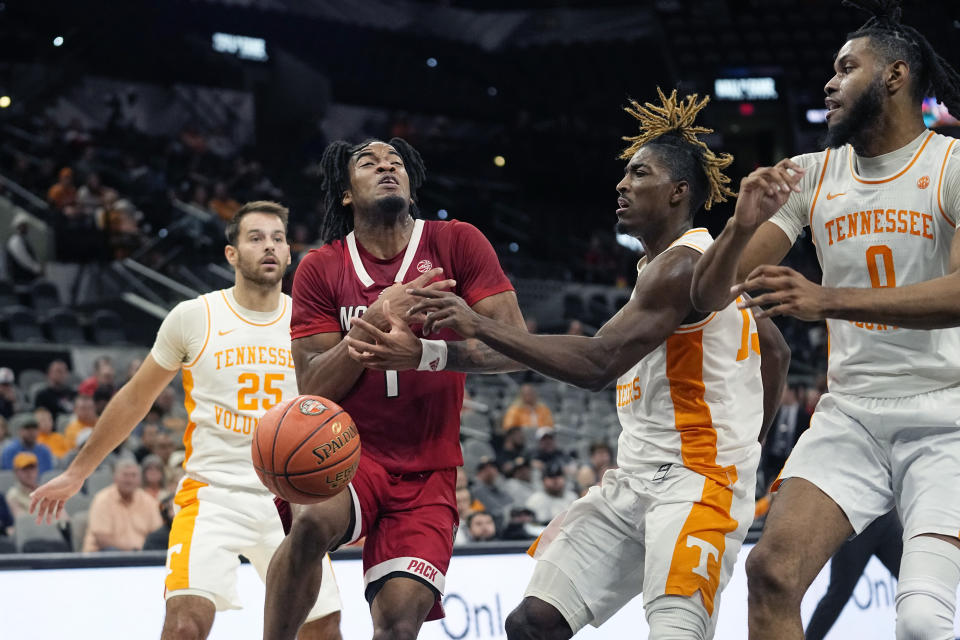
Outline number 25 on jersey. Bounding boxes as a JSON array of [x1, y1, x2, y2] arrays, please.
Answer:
[[237, 373, 284, 411]]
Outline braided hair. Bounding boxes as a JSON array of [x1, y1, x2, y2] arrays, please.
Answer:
[[620, 88, 735, 213], [844, 0, 960, 116], [317, 137, 427, 244]]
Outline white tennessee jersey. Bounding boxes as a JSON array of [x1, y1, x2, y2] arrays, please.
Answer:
[[151, 288, 297, 493], [615, 229, 763, 485], [803, 131, 960, 397]]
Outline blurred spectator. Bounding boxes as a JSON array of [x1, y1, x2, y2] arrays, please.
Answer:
[[75, 172, 110, 216], [64, 394, 98, 449], [188, 184, 210, 210], [566, 319, 586, 336], [5, 212, 43, 284], [502, 384, 554, 431], [47, 167, 77, 210], [495, 426, 530, 471], [34, 359, 77, 418], [470, 458, 514, 530], [78, 356, 115, 397], [5, 452, 42, 518], [465, 511, 497, 542], [0, 367, 17, 419], [0, 493, 14, 546], [142, 492, 175, 551], [1, 419, 54, 474], [133, 421, 161, 462], [93, 385, 114, 415], [141, 454, 166, 500], [581, 441, 614, 481], [532, 427, 571, 470], [34, 407, 69, 459], [574, 466, 597, 498], [760, 386, 807, 489], [499, 506, 540, 541], [0, 416, 9, 447], [454, 484, 475, 546], [82, 459, 162, 552], [99, 198, 143, 260], [501, 456, 536, 505], [151, 431, 176, 470], [208, 182, 240, 222], [525, 463, 577, 525]]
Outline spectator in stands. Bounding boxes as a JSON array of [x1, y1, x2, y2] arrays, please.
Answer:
[[495, 426, 530, 471], [34, 407, 69, 460], [0, 492, 14, 548], [5, 451, 40, 518], [454, 484, 476, 546], [47, 167, 77, 210], [501, 456, 537, 506], [502, 384, 554, 431], [208, 181, 240, 222], [466, 511, 497, 543], [566, 319, 586, 336], [471, 457, 514, 530], [532, 427, 571, 471], [580, 440, 614, 481], [140, 454, 166, 500], [82, 459, 162, 552], [99, 198, 143, 260], [0, 367, 17, 419], [34, 359, 76, 419], [5, 212, 43, 285], [151, 431, 176, 470], [0, 419, 53, 474], [77, 356, 115, 397], [92, 385, 114, 415], [64, 394, 98, 449], [133, 420, 160, 462], [499, 506, 539, 541], [188, 184, 209, 211], [75, 172, 109, 216], [142, 492, 174, 551], [575, 466, 597, 498], [525, 463, 577, 525]]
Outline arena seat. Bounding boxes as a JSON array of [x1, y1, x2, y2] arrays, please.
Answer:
[[3, 305, 44, 342], [89, 309, 126, 345], [84, 468, 114, 496], [0, 279, 19, 308], [28, 279, 62, 312], [44, 308, 86, 344], [70, 510, 89, 552], [14, 514, 70, 552]]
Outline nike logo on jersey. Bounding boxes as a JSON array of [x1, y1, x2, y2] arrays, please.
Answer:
[[825, 192, 846, 200], [218, 329, 237, 336]]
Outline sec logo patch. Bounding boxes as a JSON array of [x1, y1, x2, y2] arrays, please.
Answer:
[[417, 259, 433, 273]]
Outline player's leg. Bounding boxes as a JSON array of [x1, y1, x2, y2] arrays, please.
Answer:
[[645, 595, 710, 640], [505, 595, 573, 640], [804, 516, 883, 640], [368, 576, 437, 640], [263, 488, 353, 640], [895, 534, 960, 640], [161, 595, 216, 640], [297, 611, 342, 640], [748, 394, 894, 640], [746, 478, 852, 639]]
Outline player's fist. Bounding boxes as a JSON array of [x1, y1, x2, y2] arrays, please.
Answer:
[[733, 158, 805, 231]]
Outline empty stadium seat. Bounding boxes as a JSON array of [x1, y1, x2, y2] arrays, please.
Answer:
[[89, 309, 126, 345], [0, 279, 19, 307], [0, 470, 15, 495], [13, 514, 70, 552], [70, 510, 89, 552], [28, 279, 62, 312], [44, 308, 86, 344], [3, 305, 44, 342]]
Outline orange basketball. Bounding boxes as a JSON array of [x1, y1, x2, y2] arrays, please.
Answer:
[[252, 395, 361, 504]]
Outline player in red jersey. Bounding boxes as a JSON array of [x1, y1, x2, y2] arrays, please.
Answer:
[[264, 138, 525, 640]]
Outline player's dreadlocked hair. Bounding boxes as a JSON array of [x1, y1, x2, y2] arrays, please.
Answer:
[[317, 137, 426, 244], [619, 88, 735, 213], [844, 0, 960, 116]]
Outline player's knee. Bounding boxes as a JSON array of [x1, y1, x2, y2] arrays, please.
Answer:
[[745, 543, 799, 604], [505, 598, 570, 640], [371, 619, 419, 640], [646, 598, 708, 640], [162, 612, 207, 640], [289, 506, 342, 553], [895, 589, 954, 640]]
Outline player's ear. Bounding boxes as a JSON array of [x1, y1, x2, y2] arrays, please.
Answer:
[[670, 180, 689, 206], [341, 190, 353, 207], [224, 243, 238, 267], [885, 59, 909, 95]]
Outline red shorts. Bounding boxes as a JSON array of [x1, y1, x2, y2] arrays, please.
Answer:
[[344, 454, 458, 621]]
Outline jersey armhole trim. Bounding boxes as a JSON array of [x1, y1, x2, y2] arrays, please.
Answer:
[[937, 138, 958, 226], [183, 295, 211, 369], [676, 312, 718, 333], [809, 148, 832, 230]]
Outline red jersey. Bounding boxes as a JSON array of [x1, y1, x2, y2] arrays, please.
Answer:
[[291, 219, 513, 474]]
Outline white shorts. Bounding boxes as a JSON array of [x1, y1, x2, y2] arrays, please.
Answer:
[[779, 386, 960, 540], [164, 477, 341, 619], [525, 462, 756, 635]]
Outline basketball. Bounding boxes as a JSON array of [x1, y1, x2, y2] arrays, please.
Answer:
[[252, 395, 361, 504]]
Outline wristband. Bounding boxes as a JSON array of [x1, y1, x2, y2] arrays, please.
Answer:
[[417, 339, 448, 371]]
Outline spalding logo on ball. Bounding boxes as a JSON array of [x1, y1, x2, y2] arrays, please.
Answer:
[[252, 395, 361, 504]]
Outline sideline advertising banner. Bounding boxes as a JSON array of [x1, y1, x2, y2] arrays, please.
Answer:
[[2, 544, 954, 639]]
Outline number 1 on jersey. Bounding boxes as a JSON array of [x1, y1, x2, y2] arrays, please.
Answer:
[[385, 370, 399, 398]]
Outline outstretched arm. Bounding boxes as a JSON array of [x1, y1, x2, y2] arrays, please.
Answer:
[[30, 355, 178, 523], [691, 159, 804, 312], [737, 228, 960, 329], [351, 248, 700, 391]]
